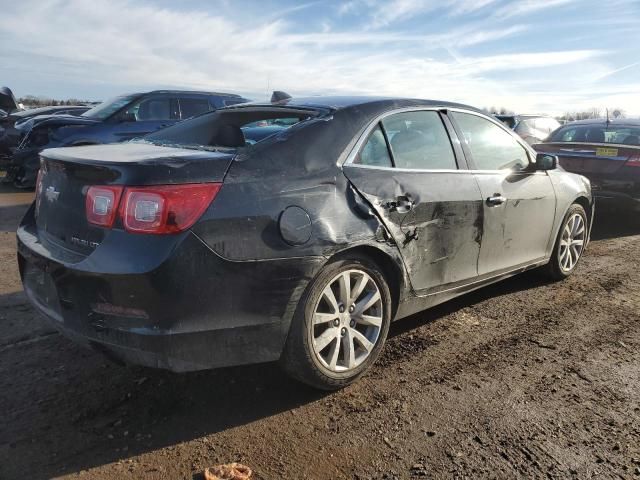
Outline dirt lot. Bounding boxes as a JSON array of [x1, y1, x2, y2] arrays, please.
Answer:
[[1, 186, 639, 480]]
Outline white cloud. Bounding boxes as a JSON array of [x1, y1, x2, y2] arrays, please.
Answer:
[[1, 0, 638, 115], [493, 0, 574, 19]]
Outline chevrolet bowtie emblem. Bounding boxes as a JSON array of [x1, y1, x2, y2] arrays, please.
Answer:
[[45, 186, 60, 202]]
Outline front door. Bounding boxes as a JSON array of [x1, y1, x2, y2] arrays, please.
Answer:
[[343, 110, 483, 294], [449, 111, 557, 275], [112, 96, 180, 141]]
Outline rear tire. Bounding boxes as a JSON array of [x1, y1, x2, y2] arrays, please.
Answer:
[[281, 255, 392, 390], [543, 203, 588, 280]]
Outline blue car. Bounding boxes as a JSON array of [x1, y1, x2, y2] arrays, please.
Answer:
[[10, 90, 249, 187]]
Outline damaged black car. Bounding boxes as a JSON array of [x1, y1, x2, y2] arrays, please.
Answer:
[[8, 90, 249, 188], [1, 105, 90, 177], [18, 95, 593, 390]]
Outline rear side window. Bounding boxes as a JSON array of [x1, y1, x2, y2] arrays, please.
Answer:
[[382, 111, 457, 170], [354, 125, 392, 167], [451, 111, 529, 171], [179, 98, 211, 119]]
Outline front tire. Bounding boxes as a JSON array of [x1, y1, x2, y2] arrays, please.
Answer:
[[281, 255, 392, 390], [544, 203, 588, 280]]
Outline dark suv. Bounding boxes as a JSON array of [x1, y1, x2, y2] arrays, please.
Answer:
[[9, 90, 249, 187]]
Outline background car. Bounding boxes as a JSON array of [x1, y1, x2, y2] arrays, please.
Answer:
[[18, 96, 592, 390], [0, 105, 90, 177], [8, 90, 250, 187], [496, 114, 561, 145], [534, 118, 640, 212]]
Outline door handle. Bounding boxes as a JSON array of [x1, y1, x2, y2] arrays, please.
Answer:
[[486, 194, 506, 206], [383, 195, 414, 213]]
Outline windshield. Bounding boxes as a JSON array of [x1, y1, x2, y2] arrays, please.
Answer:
[[81, 94, 140, 120], [140, 107, 319, 151], [550, 124, 640, 146]]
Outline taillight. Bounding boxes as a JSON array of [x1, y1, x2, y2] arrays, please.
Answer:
[[86, 186, 124, 227], [625, 154, 640, 167], [34, 168, 44, 218], [84, 183, 220, 234]]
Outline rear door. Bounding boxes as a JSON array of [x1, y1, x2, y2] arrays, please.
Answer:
[[178, 96, 213, 120], [449, 110, 557, 275], [343, 109, 483, 294]]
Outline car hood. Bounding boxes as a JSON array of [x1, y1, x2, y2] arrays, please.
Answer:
[[0, 86, 19, 113], [17, 114, 102, 133]]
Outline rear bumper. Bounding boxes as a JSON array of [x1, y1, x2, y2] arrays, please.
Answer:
[[17, 213, 322, 371]]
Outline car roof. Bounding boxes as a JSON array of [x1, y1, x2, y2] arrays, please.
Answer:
[[139, 90, 246, 98], [226, 95, 486, 115], [560, 118, 640, 127]]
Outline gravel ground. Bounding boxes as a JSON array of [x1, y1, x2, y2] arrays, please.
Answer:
[[1, 187, 639, 480]]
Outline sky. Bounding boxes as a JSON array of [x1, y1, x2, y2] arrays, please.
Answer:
[[1, 0, 639, 115]]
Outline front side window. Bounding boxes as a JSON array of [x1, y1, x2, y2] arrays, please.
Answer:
[[382, 111, 457, 170], [354, 125, 392, 167], [451, 112, 530, 171], [129, 97, 179, 121]]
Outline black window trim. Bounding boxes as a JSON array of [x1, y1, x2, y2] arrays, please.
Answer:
[[343, 106, 468, 173]]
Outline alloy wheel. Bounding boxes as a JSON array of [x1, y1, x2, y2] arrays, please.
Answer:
[[559, 213, 585, 272], [311, 269, 383, 373]]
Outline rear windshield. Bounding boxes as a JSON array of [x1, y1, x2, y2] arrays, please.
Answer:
[[140, 107, 319, 151], [550, 124, 640, 146]]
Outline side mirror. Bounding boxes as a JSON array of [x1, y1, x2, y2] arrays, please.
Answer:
[[535, 153, 557, 171]]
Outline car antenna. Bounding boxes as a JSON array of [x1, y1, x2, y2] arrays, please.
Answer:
[[271, 91, 291, 104]]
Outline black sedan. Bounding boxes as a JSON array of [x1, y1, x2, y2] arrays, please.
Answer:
[[534, 118, 640, 212], [17, 95, 592, 390]]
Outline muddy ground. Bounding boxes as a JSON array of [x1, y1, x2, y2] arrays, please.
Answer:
[[1, 185, 639, 480]]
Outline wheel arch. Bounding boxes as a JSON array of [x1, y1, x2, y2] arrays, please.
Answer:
[[573, 195, 592, 222], [327, 244, 407, 320], [571, 195, 593, 243]]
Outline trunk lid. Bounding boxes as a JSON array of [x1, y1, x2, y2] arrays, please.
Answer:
[[35, 142, 235, 257], [536, 142, 639, 175]]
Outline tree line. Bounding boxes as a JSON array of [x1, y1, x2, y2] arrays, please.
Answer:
[[18, 95, 98, 107], [485, 106, 627, 121]]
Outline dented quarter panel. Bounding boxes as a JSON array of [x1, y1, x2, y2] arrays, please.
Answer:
[[343, 165, 483, 294]]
